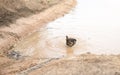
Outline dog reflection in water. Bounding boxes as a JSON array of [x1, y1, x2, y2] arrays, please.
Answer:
[[66, 36, 77, 47]]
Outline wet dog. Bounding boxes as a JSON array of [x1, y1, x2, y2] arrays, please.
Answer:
[[66, 36, 77, 47]]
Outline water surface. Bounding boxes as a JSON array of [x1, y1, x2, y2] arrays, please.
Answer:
[[13, 0, 120, 58]]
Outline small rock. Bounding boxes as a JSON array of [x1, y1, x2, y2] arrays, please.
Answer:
[[7, 50, 21, 60]]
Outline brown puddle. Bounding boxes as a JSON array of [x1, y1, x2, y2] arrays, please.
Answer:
[[12, 27, 88, 59]]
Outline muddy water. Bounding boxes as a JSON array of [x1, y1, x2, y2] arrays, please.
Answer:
[[13, 0, 120, 58]]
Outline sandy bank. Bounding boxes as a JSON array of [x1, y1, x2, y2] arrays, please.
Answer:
[[28, 54, 120, 75], [1, 53, 120, 75]]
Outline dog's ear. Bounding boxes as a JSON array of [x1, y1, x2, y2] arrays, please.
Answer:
[[66, 36, 68, 39]]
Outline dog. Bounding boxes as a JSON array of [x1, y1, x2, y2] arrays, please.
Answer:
[[66, 36, 77, 47]]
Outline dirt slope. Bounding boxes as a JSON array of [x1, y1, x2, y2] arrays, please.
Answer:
[[28, 54, 120, 75], [0, 0, 60, 26]]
